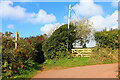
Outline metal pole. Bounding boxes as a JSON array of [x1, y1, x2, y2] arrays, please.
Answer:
[[68, 4, 71, 51]]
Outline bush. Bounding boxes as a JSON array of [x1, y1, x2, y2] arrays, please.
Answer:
[[94, 29, 119, 48], [42, 24, 76, 59], [26, 35, 45, 63], [90, 46, 118, 64], [2, 32, 38, 78]]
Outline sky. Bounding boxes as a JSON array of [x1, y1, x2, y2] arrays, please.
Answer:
[[0, 0, 118, 47]]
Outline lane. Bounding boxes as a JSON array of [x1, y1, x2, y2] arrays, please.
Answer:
[[32, 63, 118, 78]]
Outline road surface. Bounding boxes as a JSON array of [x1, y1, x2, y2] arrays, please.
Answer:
[[32, 63, 118, 78]]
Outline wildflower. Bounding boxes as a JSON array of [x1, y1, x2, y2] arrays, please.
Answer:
[[21, 65, 24, 68], [26, 39, 31, 44], [4, 70, 6, 72], [14, 71, 17, 73]]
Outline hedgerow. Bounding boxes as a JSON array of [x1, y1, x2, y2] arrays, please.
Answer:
[[94, 29, 119, 48], [2, 32, 45, 78], [90, 29, 119, 63]]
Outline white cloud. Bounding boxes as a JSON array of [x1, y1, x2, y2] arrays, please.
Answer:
[[0, 1, 56, 24], [11, 0, 33, 2], [112, 2, 118, 7], [71, 0, 118, 31], [70, 0, 118, 47], [72, 0, 103, 17], [112, 25, 118, 29], [111, 0, 119, 7], [0, 1, 26, 19], [27, 9, 56, 24], [90, 10, 118, 31], [7, 24, 14, 29], [40, 23, 64, 35]]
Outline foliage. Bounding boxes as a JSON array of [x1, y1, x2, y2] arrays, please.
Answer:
[[94, 29, 119, 48], [90, 46, 118, 64], [72, 17, 94, 48], [92, 28, 118, 64], [42, 24, 76, 59], [2, 32, 43, 78], [2, 62, 42, 79], [25, 35, 45, 63]]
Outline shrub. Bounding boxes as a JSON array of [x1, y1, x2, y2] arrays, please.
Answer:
[[94, 29, 119, 48], [42, 24, 76, 59], [26, 35, 45, 63], [2, 32, 37, 78], [90, 46, 118, 64]]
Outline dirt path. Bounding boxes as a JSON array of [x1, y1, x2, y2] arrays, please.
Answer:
[[32, 63, 118, 78]]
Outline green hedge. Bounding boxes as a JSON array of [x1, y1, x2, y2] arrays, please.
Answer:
[[2, 32, 45, 78], [25, 35, 45, 63], [42, 24, 76, 59], [94, 29, 119, 48]]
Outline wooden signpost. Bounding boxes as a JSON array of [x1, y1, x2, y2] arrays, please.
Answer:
[[15, 31, 18, 49]]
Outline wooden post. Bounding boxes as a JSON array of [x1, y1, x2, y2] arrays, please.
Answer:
[[15, 31, 18, 49]]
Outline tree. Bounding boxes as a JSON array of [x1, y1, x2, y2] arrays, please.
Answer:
[[72, 17, 94, 48], [42, 24, 76, 59]]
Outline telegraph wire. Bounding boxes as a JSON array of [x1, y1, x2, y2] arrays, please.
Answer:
[[71, 1, 80, 21], [72, 9, 79, 20]]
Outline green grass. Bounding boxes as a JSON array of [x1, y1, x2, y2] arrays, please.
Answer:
[[42, 57, 97, 70], [42, 56, 117, 71], [13, 69, 38, 79], [3, 47, 117, 79], [3, 57, 94, 79], [5, 56, 117, 79]]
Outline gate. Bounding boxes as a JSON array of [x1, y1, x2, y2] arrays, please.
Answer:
[[71, 49, 92, 57]]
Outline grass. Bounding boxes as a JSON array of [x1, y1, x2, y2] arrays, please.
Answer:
[[3, 47, 118, 79], [13, 69, 37, 78], [2, 57, 94, 79], [42, 55, 117, 71], [13, 64, 43, 78], [3, 57, 117, 79], [42, 57, 97, 70]]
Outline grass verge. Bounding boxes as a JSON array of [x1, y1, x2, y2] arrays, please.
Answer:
[[4, 55, 117, 79], [42, 57, 111, 71]]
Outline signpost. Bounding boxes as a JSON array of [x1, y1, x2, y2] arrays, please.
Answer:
[[15, 31, 18, 49]]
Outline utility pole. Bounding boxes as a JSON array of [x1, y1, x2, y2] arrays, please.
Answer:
[[68, 4, 71, 51], [15, 31, 18, 49], [68, 4, 71, 29]]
